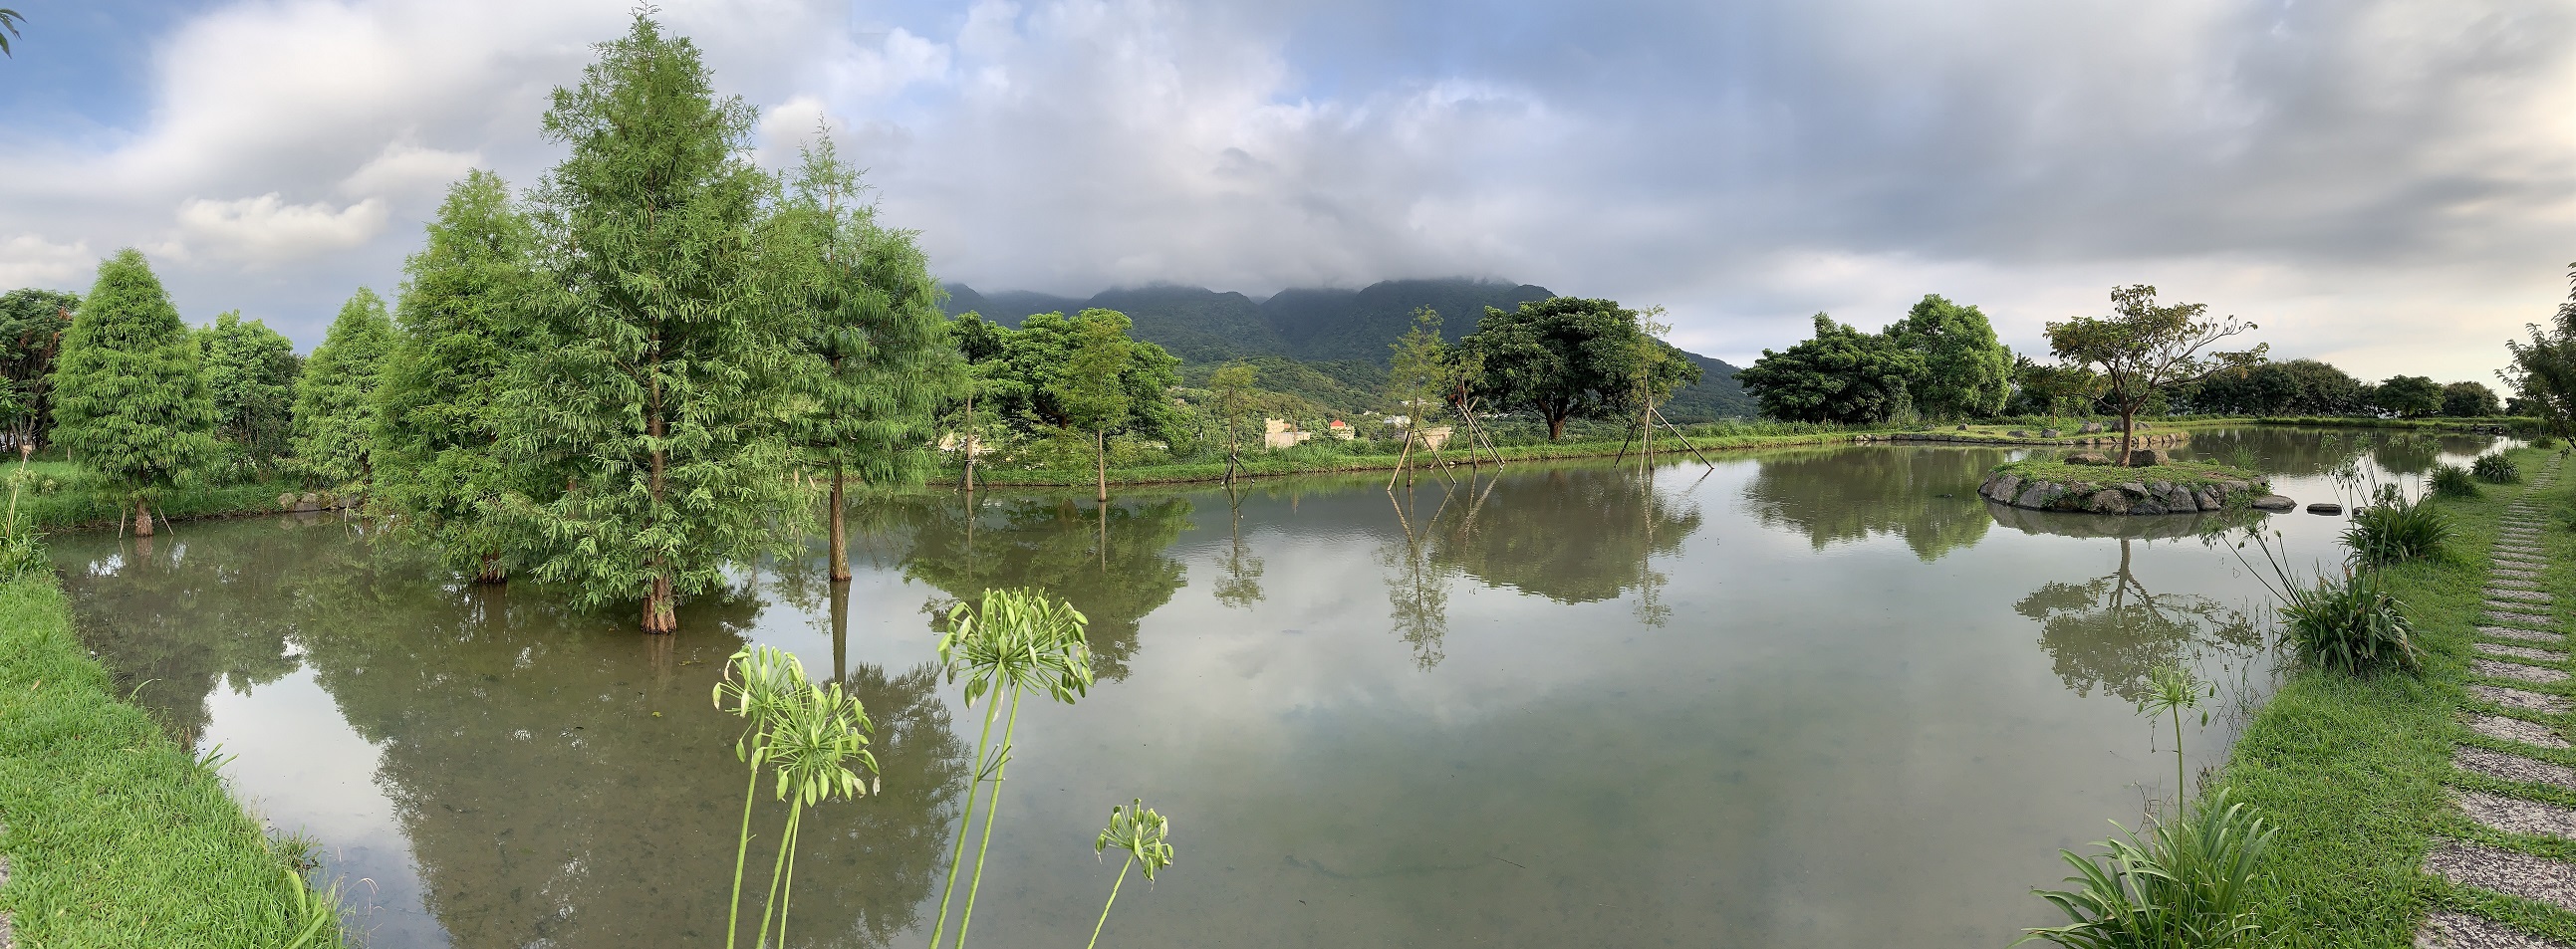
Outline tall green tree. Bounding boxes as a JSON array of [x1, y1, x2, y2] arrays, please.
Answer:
[[781, 132, 959, 581], [197, 311, 300, 470], [377, 170, 541, 585], [1735, 313, 1923, 425], [501, 15, 800, 633], [1462, 297, 1692, 441], [2441, 380, 2501, 418], [51, 249, 219, 535], [1207, 360, 1257, 482], [1888, 294, 2013, 419], [1387, 307, 1449, 436], [2044, 285, 2263, 463], [2504, 265, 2576, 440], [1053, 310, 1143, 503], [2368, 374, 2442, 417], [0, 288, 76, 450], [292, 288, 397, 490]]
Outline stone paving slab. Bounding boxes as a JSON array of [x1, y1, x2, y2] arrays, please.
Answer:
[[2493, 577, 2549, 589], [2480, 642, 2569, 664], [2472, 684, 2576, 714], [2495, 570, 2547, 583], [2498, 553, 2548, 563], [2493, 604, 2559, 622], [2481, 626, 2565, 644], [2426, 839, 2576, 912], [2460, 789, 2576, 838], [2487, 610, 2557, 628], [2459, 746, 2576, 790], [2495, 592, 2558, 604], [2476, 658, 2570, 684], [2474, 715, 2573, 749], [2417, 909, 2576, 948]]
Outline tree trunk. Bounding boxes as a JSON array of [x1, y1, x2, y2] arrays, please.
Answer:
[[475, 552, 507, 585], [961, 391, 976, 493], [1548, 415, 1566, 442], [2119, 405, 2138, 466], [644, 573, 677, 635], [1096, 429, 1108, 503], [133, 499, 154, 537], [829, 464, 850, 583]]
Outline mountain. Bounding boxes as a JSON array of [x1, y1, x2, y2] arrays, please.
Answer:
[[940, 277, 1758, 419]]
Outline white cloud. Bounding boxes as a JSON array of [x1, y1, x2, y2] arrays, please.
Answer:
[[176, 194, 390, 265], [0, 235, 95, 291], [340, 142, 485, 199]]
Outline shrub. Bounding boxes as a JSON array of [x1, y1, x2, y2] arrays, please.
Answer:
[[2279, 567, 2421, 675], [2343, 492, 2453, 567], [2426, 463, 2479, 500], [2471, 453, 2521, 484], [2536, 434, 2561, 450], [2021, 788, 2277, 949]]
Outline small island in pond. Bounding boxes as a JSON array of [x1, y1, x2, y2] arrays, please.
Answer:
[[1979, 457, 2287, 515]]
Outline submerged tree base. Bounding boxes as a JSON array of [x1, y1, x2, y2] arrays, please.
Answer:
[[1980, 460, 2270, 516]]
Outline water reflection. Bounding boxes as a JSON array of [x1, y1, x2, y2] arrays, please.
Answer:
[[898, 495, 1194, 680], [1427, 467, 1700, 603], [1742, 447, 1998, 561], [1211, 491, 1265, 609]]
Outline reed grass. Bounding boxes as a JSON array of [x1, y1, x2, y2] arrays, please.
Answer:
[[2473, 453, 2522, 484], [2427, 463, 2479, 500]]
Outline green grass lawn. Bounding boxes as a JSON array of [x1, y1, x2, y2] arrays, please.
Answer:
[[2213, 446, 2576, 945], [0, 572, 347, 947], [1988, 458, 2266, 491]]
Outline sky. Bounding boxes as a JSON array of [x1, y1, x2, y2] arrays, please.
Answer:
[[3, 0, 2573, 378]]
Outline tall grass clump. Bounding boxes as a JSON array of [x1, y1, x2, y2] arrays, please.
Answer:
[[2472, 453, 2521, 484], [926, 588, 1096, 949], [1088, 798, 1177, 949], [1, 456, 47, 580], [2427, 463, 2479, 500], [2019, 789, 2278, 949], [2341, 487, 2453, 568]]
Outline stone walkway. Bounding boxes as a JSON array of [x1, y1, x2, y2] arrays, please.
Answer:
[[2422, 457, 2576, 948]]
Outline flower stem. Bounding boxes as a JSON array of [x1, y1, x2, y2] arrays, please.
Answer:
[[1087, 855, 1133, 949], [927, 690, 1003, 949], [954, 688, 1025, 949]]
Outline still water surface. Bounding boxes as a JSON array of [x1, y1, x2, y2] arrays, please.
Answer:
[[52, 427, 2502, 948]]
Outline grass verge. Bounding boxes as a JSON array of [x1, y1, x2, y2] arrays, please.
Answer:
[[0, 572, 347, 948], [2211, 445, 2572, 946], [1988, 458, 2265, 490], [965, 427, 1877, 487]]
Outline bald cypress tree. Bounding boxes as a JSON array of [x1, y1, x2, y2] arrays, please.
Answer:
[[501, 15, 798, 633], [51, 249, 219, 535], [781, 133, 959, 581], [291, 288, 396, 492], [378, 170, 540, 584]]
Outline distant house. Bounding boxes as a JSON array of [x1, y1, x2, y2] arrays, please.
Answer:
[[1263, 418, 1314, 450], [1327, 419, 1355, 440]]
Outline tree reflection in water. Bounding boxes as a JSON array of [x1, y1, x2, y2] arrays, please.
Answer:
[[1987, 505, 2268, 703], [1740, 447, 1998, 563], [898, 494, 1192, 680], [1381, 482, 1464, 669], [1212, 488, 1265, 609], [1428, 466, 1701, 604]]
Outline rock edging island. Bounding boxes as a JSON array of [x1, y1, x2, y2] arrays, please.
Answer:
[[1978, 461, 2277, 516]]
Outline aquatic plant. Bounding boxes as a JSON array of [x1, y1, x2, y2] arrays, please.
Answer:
[[2341, 490, 2452, 568], [2138, 664, 2206, 807], [2425, 463, 2478, 500], [927, 588, 1096, 949], [2227, 530, 2422, 676], [2472, 453, 2521, 484], [713, 646, 811, 949], [2020, 789, 2277, 949], [1088, 798, 1176, 949]]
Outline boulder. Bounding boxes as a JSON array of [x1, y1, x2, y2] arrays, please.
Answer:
[[1985, 473, 2022, 502], [277, 493, 297, 511], [2007, 429, 2029, 438], [2017, 483, 2065, 510], [2251, 495, 2296, 511], [2080, 421, 2104, 434], [1956, 424, 1969, 431], [2307, 502, 2343, 516], [2084, 488, 2132, 514], [2067, 451, 2112, 466], [2125, 448, 2168, 467], [2192, 487, 2222, 511], [2041, 428, 2062, 438], [294, 492, 323, 513]]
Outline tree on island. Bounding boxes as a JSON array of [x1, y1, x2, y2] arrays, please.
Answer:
[[498, 14, 801, 633], [291, 288, 397, 492], [51, 249, 219, 536], [197, 311, 301, 471], [1735, 313, 1923, 425], [780, 132, 958, 581], [376, 169, 540, 584], [2043, 285, 2264, 465], [1464, 297, 1696, 441]]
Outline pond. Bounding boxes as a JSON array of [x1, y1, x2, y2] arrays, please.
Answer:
[[50, 426, 2504, 948]]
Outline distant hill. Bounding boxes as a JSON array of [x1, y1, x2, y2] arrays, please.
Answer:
[[940, 277, 1757, 420]]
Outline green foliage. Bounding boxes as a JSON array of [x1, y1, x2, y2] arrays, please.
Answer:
[[1386, 307, 1451, 426], [2501, 265, 2576, 440], [2341, 488, 2452, 567], [2280, 566, 2421, 675], [2440, 380, 2501, 417], [2426, 462, 2479, 499], [2185, 359, 2362, 416], [710, 645, 879, 949], [290, 288, 396, 488], [2367, 374, 2442, 417], [2045, 286, 2263, 448], [0, 7, 21, 58], [1735, 313, 1922, 424], [1465, 297, 1698, 439], [376, 169, 540, 578], [781, 133, 959, 490], [960, 309, 1180, 439], [2019, 789, 2276, 949], [1089, 798, 1176, 949], [1989, 459, 2260, 492], [50, 249, 220, 506], [2471, 452, 2521, 484], [1889, 294, 2013, 419], [500, 14, 802, 630], [197, 311, 300, 471], [929, 588, 1095, 949], [0, 287, 76, 447]]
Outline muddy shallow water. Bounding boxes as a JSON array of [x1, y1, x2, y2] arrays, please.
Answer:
[[52, 426, 2499, 948]]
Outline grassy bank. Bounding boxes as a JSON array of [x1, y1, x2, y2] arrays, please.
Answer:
[[2211, 445, 2570, 944], [0, 572, 346, 948], [965, 425, 1879, 487], [1987, 458, 2264, 491], [6, 459, 301, 532]]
